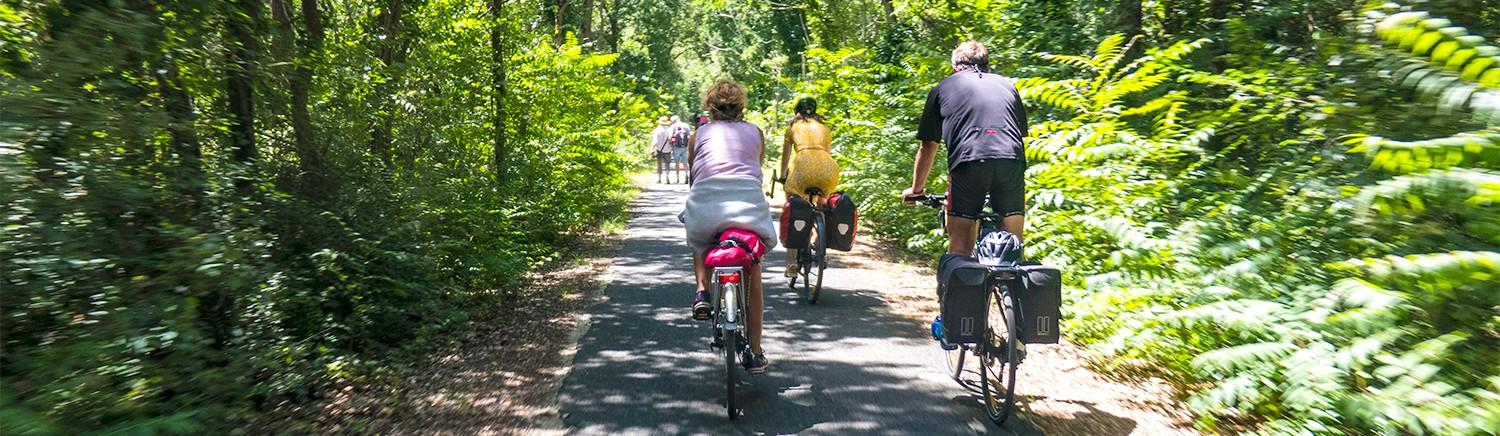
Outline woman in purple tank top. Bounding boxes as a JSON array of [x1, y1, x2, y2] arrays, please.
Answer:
[[682, 79, 774, 374]]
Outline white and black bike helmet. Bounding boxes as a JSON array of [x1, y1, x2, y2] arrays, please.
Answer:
[[974, 230, 1022, 266]]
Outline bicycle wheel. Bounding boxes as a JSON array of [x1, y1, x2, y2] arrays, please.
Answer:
[[802, 213, 826, 304], [980, 288, 1019, 424], [725, 328, 738, 419], [944, 343, 967, 382]]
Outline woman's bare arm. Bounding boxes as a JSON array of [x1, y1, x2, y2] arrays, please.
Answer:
[[780, 122, 794, 177], [687, 131, 696, 187]]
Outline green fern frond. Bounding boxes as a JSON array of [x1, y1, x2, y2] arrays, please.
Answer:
[[1350, 168, 1500, 224], [1384, 59, 1500, 118], [1094, 72, 1170, 109], [1110, 38, 1210, 84], [1190, 340, 1299, 376], [1092, 34, 1128, 66], [1331, 250, 1500, 283], [1281, 342, 1347, 412], [1162, 299, 1287, 338], [1372, 11, 1500, 89], [1038, 53, 1098, 71], [1189, 372, 1274, 417], [1346, 130, 1500, 173], [1094, 33, 1141, 81], [1120, 92, 1183, 118], [1016, 78, 1090, 114]]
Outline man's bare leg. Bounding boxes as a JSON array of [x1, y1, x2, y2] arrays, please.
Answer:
[[1002, 215, 1024, 243], [946, 215, 978, 256]]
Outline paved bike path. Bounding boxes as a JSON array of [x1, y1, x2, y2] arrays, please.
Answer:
[[556, 181, 1045, 435]]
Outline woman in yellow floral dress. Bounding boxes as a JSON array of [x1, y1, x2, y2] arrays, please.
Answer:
[[779, 97, 840, 278]]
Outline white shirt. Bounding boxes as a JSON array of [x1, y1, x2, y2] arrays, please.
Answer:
[[651, 125, 672, 153]]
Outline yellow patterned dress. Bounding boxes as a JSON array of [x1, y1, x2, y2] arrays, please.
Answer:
[[782, 118, 840, 200]]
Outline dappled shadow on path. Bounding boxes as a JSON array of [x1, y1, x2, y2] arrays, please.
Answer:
[[557, 180, 1145, 435]]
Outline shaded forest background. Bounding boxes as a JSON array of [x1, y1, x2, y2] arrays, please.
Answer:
[[2, 0, 1497, 434]]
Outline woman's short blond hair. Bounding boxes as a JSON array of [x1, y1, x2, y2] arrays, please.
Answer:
[[702, 79, 747, 121]]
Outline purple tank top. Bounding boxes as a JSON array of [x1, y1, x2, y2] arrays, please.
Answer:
[[691, 121, 764, 184]]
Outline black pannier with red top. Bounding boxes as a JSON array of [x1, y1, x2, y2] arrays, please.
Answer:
[[826, 192, 858, 251], [1016, 264, 1062, 344], [938, 254, 991, 344], [780, 194, 815, 249]]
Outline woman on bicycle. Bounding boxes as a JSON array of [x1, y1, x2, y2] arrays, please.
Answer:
[[778, 97, 840, 279], [680, 79, 776, 373]]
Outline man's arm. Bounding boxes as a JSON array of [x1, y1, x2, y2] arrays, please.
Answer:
[[906, 86, 944, 202], [904, 140, 940, 201]]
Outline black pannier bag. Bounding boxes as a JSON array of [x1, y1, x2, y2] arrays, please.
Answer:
[[780, 194, 814, 249], [1016, 264, 1062, 344], [826, 192, 858, 251], [938, 254, 991, 344]]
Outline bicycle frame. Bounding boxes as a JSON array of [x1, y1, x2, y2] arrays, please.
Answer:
[[713, 266, 745, 327]]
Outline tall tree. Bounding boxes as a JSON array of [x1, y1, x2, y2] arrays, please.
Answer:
[[1115, 0, 1142, 38], [152, 56, 203, 206], [580, 0, 594, 48], [553, 0, 568, 46], [225, 0, 258, 166], [605, 0, 621, 51], [491, 0, 509, 184], [272, 0, 327, 198], [370, 0, 407, 166]]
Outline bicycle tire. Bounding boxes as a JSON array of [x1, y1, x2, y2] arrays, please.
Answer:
[[725, 329, 738, 419], [944, 344, 967, 382], [802, 213, 826, 304], [796, 224, 814, 303], [980, 289, 1019, 425]]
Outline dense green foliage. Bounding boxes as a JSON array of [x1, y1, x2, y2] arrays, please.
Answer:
[[1, 0, 645, 432], [5, 0, 1498, 434], [620, 0, 1498, 434]]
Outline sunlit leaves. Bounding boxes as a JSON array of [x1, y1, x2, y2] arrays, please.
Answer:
[[1346, 130, 1500, 173]]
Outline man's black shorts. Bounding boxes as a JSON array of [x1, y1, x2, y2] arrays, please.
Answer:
[[946, 158, 1025, 219]]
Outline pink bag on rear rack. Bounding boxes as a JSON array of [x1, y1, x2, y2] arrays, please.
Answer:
[[703, 228, 767, 268]]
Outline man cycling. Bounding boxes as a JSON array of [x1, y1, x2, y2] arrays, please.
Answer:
[[900, 40, 1029, 254]]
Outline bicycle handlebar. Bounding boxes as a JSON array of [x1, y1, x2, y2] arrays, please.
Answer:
[[904, 194, 946, 208]]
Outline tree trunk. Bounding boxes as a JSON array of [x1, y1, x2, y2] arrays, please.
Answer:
[[880, 0, 895, 23], [580, 0, 593, 49], [1115, 0, 1142, 38], [370, 0, 405, 166], [606, 0, 621, 52], [491, 0, 509, 185], [553, 0, 568, 46], [273, 0, 327, 199], [225, 0, 258, 165], [153, 57, 203, 207]]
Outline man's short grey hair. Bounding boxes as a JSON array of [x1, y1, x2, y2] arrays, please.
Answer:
[[951, 41, 990, 71]]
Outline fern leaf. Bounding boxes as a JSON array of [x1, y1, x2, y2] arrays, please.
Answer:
[[1038, 53, 1098, 71], [1190, 341, 1299, 376], [1345, 130, 1500, 173], [1350, 169, 1500, 225], [1092, 34, 1128, 66], [1331, 250, 1500, 283], [1162, 299, 1287, 338]]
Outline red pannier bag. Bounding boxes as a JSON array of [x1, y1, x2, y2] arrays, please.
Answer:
[[826, 192, 858, 251], [703, 228, 767, 268]]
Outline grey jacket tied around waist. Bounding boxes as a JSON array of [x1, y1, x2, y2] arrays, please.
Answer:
[[679, 174, 778, 253]]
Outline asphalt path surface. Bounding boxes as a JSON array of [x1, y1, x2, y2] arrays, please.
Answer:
[[557, 181, 1046, 435]]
